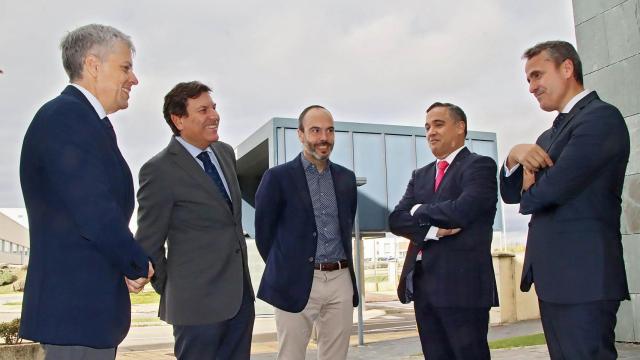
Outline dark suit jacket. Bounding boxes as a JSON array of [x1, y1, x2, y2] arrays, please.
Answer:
[[19, 85, 149, 348], [255, 154, 358, 312], [389, 147, 499, 307], [500, 91, 630, 304], [135, 137, 253, 325]]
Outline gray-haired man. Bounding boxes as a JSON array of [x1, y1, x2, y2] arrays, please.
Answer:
[[19, 24, 153, 359]]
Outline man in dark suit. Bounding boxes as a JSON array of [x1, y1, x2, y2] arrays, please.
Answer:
[[255, 105, 358, 360], [389, 102, 498, 359], [19, 24, 153, 359], [500, 41, 629, 359], [135, 81, 254, 360]]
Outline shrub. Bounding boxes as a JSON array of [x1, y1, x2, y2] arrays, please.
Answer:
[[0, 318, 21, 345], [0, 270, 17, 286]]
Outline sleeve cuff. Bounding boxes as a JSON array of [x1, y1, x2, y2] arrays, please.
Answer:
[[425, 226, 440, 241], [503, 161, 520, 177]]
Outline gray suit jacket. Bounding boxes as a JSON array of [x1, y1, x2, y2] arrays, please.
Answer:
[[135, 136, 253, 326]]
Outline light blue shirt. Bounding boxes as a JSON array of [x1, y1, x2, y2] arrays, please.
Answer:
[[175, 136, 232, 200]]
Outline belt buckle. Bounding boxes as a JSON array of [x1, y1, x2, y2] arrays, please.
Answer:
[[337, 260, 342, 270]]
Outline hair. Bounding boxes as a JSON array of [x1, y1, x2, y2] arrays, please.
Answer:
[[163, 81, 212, 136], [297, 105, 328, 131], [523, 40, 583, 85], [60, 24, 135, 82], [426, 102, 467, 136]]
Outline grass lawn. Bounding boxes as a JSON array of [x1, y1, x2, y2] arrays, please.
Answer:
[[3, 291, 161, 307], [130, 291, 160, 305], [365, 275, 389, 283], [489, 333, 546, 349], [131, 317, 160, 323]]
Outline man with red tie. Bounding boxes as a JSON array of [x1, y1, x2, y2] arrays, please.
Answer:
[[389, 102, 498, 359]]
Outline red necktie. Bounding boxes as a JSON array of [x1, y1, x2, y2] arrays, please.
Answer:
[[434, 160, 449, 191], [417, 160, 451, 262]]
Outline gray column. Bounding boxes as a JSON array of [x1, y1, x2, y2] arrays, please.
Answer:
[[572, 0, 640, 342]]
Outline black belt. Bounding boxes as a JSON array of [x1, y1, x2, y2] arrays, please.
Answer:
[[314, 259, 348, 271]]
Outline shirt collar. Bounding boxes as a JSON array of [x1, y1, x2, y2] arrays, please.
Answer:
[[561, 89, 592, 114], [300, 153, 330, 172], [438, 145, 466, 165], [175, 136, 212, 158], [70, 83, 107, 119]]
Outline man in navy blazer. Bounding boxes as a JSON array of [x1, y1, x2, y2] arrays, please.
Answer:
[[255, 105, 358, 360], [501, 41, 629, 359], [389, 102, 498, 359], [19, 24, 152, 359]]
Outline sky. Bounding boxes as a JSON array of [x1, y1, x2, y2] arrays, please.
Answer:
[[0, 0, 576, 243]]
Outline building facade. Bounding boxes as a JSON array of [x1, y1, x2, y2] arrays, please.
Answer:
[[572, 0, 640, 341]]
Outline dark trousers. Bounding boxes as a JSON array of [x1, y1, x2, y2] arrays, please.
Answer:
[[413, 268, 490, 360], [173, 278, 255, 360], [539, 299, 620, 360]]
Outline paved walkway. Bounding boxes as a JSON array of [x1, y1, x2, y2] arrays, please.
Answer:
[[3, 294, 639, 359], [117, 334, 640, 359]]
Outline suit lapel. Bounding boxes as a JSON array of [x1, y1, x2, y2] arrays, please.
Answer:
[[63, 86, 134, 213], [168, 138, 232, 214], [545, 91, 599, 151], [210, 143, 241, 216], [329, 163, 350, 242], [288, 154, 316, 222]]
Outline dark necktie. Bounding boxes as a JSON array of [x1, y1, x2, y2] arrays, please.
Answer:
[[102, 116, 117, 143], [551, 113, 567, 137], [196, 151, 232, 210]]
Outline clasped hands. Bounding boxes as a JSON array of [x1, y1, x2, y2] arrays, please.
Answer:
[[125, 261, 154, 294], [506, 144, 554, 192]]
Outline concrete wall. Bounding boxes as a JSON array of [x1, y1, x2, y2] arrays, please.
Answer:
[[490, 252, 540, 324], [572, 0, 640, 342]]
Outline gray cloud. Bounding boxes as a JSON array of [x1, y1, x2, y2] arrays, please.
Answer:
[[0, 0, 575, 241]]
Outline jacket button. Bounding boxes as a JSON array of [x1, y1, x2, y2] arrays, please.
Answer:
[[235, 249, 241, 254], [308, 257, 314, 262], [312, 232, 317, 237]]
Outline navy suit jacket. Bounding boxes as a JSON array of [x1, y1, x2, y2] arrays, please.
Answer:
[[19, 86, 149, 348], [389, 147, 499, 307], [500, 91, 629, 304], [255, 154, 358, 312]]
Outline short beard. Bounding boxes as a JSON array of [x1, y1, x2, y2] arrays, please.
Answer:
[[306, 141, 333, 161]]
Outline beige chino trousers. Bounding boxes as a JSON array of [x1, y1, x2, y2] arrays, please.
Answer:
[[275, 268, 354, 360]]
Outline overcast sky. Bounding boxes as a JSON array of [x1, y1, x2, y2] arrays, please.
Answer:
[[0, 0, 576, 242]]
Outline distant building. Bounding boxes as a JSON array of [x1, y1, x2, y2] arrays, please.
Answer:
[[0, 209, 30, 265], [236, 117, 502, 237]]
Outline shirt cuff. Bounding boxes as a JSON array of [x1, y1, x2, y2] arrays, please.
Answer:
[[503, 161, 520, 177], [425, 226, 440, 241], [410, 204, 422, 216]]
